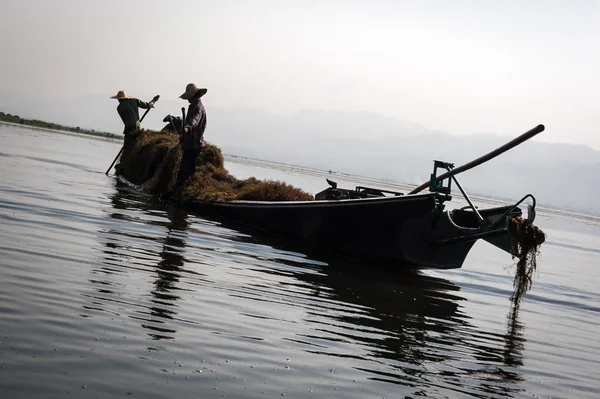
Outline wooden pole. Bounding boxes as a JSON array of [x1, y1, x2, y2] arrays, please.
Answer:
[[179, 107, 186, 142], [408, 124, 545, 195], [181, 107, 186, 135], [105, 147, 124, 175]]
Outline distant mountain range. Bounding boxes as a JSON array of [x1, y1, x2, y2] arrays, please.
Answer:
[[2, 94, 598, 215]]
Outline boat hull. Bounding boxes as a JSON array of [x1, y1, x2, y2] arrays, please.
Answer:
[[195, 192, 502, 269]]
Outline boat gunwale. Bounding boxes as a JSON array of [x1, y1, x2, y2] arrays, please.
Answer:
[[205, 191, 446, 208]]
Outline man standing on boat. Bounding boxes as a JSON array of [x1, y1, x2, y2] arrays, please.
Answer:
[[177, 83, 208, 185], [110, 90, 158, 163]]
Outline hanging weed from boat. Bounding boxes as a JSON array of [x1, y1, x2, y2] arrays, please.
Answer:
[[507, 216, 546, 308]]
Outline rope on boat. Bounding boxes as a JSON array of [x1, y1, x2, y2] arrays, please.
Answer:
[[445, 210, 481, 232]]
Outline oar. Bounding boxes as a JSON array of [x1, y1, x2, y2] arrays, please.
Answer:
[[181, 107, 186, 134], [179, 107, 186, 142], [408, 124, 545, 195], [139, 95, 160, 123], [105, 95, 160, 175]]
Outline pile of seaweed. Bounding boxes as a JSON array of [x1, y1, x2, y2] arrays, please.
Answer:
[[507, 216, 547, 309], [116, 129, 314, 202]]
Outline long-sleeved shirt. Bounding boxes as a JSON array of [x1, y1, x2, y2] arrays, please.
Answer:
[[117, 98, 152, 132], [181, 97, 207, 151]]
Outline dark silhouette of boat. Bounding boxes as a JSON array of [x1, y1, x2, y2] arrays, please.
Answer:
[[113, 124, 545, 270], [192, 174, 533, 269]]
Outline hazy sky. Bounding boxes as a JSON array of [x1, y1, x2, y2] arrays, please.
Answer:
[[1, 0, 599, 148]]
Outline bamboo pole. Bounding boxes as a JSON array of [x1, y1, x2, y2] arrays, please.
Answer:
[[408, 124, 545, 195]]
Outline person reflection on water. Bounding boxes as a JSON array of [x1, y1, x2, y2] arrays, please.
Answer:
[[100, 183, 190, 340], [149, 206, 189, 337]]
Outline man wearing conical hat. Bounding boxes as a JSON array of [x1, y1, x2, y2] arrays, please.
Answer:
[[177, 83, 208, 185], [110, 90, 157, 171], [110, 90, 156, 136]]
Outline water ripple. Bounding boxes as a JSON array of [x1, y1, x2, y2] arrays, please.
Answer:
[[1, 127, 599, 399]]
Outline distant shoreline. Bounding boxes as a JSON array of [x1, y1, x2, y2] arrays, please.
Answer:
[[2, 117, 597, 220], [0, 120, 121, 143], [0, 112, 120, 141], [223, 154, 600, 222]]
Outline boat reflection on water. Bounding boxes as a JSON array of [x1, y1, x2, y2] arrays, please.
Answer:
[[216, 213, 529, 397], [296, 260, 525, 396], [91, 181, 527, 397]]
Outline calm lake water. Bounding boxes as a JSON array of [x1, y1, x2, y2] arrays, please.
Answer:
[[1, 123, 599, 399]]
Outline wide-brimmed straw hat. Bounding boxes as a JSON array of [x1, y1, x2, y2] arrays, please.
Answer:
[[180, 83, 207, 100], [110, 90, 131, 99]]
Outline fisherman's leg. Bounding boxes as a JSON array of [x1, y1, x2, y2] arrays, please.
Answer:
[[124, 130, 133, 146], [116, 130, 134, 174], [190, 148, 201, 172], [177, 149, 197, 186]]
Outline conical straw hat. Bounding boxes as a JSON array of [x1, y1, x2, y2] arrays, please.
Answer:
[[180, 83, 207, 100], [110, 90, 131, 99]]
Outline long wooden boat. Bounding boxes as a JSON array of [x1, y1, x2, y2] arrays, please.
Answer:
[[114, 124, 546, 270]]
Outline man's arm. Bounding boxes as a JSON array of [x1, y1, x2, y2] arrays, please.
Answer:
[[134, 98, 153, 109], [135, 95, 159, 110]]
